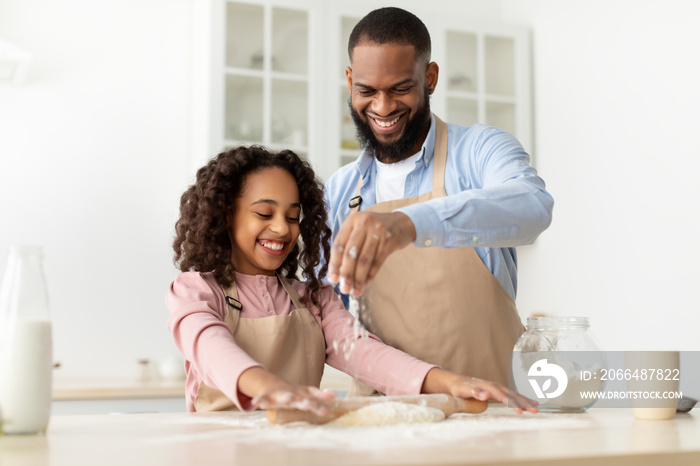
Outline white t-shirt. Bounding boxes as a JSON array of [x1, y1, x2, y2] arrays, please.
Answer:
[[375, 151, 423, 203]]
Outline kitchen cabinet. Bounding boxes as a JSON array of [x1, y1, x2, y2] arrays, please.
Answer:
[[191, 1, 531, 180], [222, 3, 313, 151], [191, 0, 330, 177], [51, 379, 186, 415]]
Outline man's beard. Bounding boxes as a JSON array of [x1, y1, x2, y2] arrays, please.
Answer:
[[348, 87, 431, 163]]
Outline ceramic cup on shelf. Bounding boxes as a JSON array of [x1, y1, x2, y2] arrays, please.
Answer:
[[625, 351, 680, 421]]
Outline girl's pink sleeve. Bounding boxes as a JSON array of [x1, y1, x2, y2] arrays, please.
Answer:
[[313, 285, 436, 395], [165, 272, 262, 411]]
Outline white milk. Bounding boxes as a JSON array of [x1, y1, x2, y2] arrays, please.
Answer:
[[0, 320, 53, 434]]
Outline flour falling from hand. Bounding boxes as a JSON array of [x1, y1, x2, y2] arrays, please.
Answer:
[[336, 296, 370, 361], [329, 402, 445, 426]]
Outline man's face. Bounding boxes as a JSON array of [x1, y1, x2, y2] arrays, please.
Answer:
[[346, 43, 438, 163]]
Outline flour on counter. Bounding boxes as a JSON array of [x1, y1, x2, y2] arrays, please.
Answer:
[[329, 402, 445, 426], [149, 408, 593, 450]]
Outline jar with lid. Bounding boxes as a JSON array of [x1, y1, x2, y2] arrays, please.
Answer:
[[0, 245, 53, 434], [511, 316, 606, 413]]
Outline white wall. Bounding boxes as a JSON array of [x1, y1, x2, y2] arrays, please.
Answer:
[[0, 0, 192, 380], [502, 0, 700, 351], [1, 0, 698, 383]]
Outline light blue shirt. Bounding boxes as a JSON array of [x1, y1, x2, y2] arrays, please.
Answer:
[[323, 113, 554, 300]]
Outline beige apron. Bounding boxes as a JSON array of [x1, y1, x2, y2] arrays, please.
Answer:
[[194, 274, 326, 412], [351, 116, 524, 394]]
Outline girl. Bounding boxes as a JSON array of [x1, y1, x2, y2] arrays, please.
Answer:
[[166, 146, 537, 415]]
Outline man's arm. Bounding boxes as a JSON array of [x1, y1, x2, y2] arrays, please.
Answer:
[[328, 125, 553, 297], [399, 126, 553, 249]]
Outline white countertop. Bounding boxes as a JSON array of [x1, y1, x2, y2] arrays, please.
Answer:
[[1, 405, 698, 466]]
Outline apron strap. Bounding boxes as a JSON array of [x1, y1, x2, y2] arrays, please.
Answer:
[[431, 115, 448, 196], [223, 280, 242, 333], [276, 273, 306, 311], [351, 114, 449, 211]]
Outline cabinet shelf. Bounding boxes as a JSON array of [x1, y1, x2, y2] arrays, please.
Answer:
[[224, 67, 265, 78], [483, 94, 516, 103], [445, 91, 516, 104], [224, 138, 308, 153], [224, 67, 308, 84]]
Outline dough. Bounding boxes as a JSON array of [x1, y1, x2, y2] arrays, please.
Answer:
[[329, 402, 445, 426]]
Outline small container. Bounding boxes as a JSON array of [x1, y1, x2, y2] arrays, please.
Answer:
[[512, 316, 606, 413], [0, 245, 53, 434]]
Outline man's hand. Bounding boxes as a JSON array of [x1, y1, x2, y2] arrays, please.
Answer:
[[328, 211, 416, 296]]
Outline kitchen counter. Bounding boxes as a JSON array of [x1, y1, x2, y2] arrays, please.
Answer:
[[1, 405, 698, 466], [53, 378, 186, 400], [51, 365, 351, 401]]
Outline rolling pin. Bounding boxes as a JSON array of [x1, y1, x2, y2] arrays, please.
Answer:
[[267, 393, 488, 425]]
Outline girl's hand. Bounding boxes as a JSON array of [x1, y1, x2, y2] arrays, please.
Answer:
[[251, 385, 335, 416], [240, 367, 335, 415], [421, 368, 539, 414]]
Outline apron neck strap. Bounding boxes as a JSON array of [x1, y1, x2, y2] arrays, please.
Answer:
[[275, 273, 306, 310], [432, 115, 448, 195]]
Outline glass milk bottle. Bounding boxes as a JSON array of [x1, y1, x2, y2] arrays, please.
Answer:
[[0, 245, 53, 434]]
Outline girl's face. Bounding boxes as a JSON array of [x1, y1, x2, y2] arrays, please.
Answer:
[[228, 167, 301, 276]]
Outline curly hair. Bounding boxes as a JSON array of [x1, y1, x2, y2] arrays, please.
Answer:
[[173, 146, 331, 309]]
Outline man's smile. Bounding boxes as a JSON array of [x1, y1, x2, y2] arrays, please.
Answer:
[[368, 112, 406, 135]]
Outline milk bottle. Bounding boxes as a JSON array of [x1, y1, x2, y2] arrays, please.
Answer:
[[0, 245, 53, 434]]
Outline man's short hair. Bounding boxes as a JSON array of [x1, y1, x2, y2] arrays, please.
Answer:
[[348, 7, 432, 64]]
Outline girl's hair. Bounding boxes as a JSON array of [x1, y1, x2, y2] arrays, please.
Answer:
[[173, 146, 331, 308]]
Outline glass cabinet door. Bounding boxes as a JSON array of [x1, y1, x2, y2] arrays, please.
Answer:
[[445, 31, 518, 138], [338, 15, 361, 166], [445, 31, 479, 128], [224, 2, 310, 157], [483, 35, 516, 134]]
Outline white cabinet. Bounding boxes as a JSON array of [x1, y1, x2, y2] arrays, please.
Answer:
[[223, 3, 311, 149], [439, 20, 531, 152], [191, 0, 331, 177], [192, 1, 531, 180]]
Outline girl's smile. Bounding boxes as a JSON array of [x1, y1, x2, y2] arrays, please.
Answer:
[[258, 239, 287, 255], [228, 167, 301, 275]]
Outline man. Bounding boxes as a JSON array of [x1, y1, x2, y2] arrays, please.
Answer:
[[323, 7, 554, 387]]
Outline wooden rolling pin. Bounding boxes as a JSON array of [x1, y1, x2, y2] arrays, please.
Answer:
[[267, 393, 487, 425]]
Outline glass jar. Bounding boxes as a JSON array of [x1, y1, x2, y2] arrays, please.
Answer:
[[511, 316, 606, 413]]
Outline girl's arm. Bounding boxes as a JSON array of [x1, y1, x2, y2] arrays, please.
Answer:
[[421, 367, 539, 414], [314, 284, 538, 413]]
